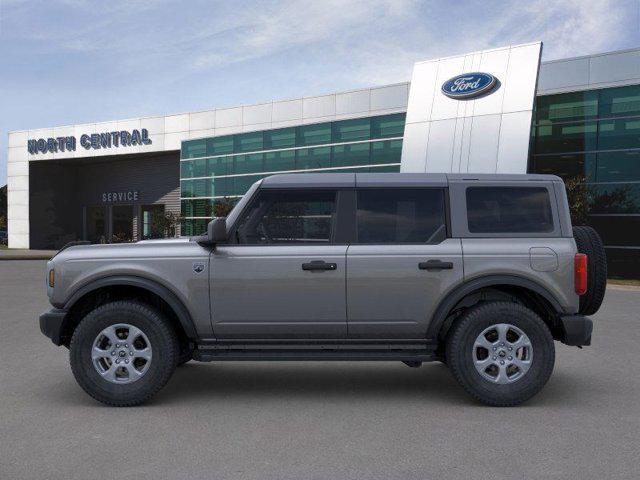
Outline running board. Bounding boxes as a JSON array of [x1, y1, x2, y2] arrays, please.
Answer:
[[193, 341, 438, 362]]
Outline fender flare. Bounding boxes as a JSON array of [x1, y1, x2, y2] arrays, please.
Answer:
[[63, 275, 198, 339], [426, 274, 564, 340]]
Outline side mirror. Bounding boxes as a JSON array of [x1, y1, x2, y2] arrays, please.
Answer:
[[207, 217, 228, 244]]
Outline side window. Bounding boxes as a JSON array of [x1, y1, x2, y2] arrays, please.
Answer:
[[356, 188, 447, 244], [466, 187, 554, 233], [235, 189, 337, 244]]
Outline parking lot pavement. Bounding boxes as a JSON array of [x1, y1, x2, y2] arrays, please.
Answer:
[[1, 260, 639, 480]]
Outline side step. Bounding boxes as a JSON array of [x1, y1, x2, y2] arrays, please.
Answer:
[[193, 340, 438, 362]]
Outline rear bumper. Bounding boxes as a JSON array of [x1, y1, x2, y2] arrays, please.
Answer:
[[558, 314, 593, 346], [39, 308, 67, 346]]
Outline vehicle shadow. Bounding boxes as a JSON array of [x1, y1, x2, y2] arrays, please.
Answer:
[[158, 361, 472, 405]]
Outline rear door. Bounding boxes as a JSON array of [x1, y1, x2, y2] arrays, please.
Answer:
[[346, 186, 463, 338], [211, 188, 348, 339]]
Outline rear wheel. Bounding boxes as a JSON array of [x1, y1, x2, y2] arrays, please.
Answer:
[[446, 302, 555, 407], [573, 225, 607, 315], [70, 300, 178, 407]]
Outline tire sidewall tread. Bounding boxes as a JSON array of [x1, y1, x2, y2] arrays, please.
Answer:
[[69, 300, 178, 407], [445, 301, 555, 407]]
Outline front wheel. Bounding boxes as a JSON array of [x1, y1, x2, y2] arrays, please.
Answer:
[[445, 302, 555, 407], [70, 301, 178, 407]]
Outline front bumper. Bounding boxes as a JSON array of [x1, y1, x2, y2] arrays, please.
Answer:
[[39, 308, 67, 346], [558, 314, 593, 346]]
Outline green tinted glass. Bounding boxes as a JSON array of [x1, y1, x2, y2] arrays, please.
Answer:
[[296, 147, 331, 170], [332, 118, 370, 142], [234, 131, 263, 153], [533, 121, 598, 154], [598, 85, 640, 118], [181, 139, 206, 159], [368, 164, 401, 173], [297, 123, 331, 146], [212, 177, 232, 197], [371, 113, 406, 139], [264, 128, 296, 149], [234, 153, 263, 174], [181, 199, 213, 218], [535, 91, 598, 124], [208, 156, 232, 176], [332, 143, 370, 167], [598, 119, 640, 150], [206, 136, 234, 156], [264, 150, 295, 172], [530, 153, 596, 180], [371, 139, 402, 164], [596, 151, 640, 182], [180, 161, 193, 179], [180, 180, 193, 198]]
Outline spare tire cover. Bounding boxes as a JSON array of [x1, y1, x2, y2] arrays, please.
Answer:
[[573, 226, 607, 316]]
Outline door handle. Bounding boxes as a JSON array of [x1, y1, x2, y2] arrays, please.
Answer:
[[419, 260, 453, 271], [302, 260, 337, 271]]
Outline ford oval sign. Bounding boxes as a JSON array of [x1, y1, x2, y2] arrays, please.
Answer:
[[441, 72, 497, 99]]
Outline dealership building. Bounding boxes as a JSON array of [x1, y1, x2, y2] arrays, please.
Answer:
[[6, 44, 640, 277]]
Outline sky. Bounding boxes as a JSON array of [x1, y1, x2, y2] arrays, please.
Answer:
[[1, 0, 639, 186]]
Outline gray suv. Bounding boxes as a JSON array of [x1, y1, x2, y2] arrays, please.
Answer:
[[39, 173, 606, 407]]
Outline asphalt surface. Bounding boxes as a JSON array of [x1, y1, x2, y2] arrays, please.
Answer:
[[1, 260, 639, 480]]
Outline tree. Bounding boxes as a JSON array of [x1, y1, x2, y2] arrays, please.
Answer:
[[0, 185, 7, 230], [213, 197, 237, 217], [149, 210, 182, 238], [564, 175, 634, 226]]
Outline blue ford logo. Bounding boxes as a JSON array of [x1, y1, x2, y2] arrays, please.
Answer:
[[441, 72, 497, 99]]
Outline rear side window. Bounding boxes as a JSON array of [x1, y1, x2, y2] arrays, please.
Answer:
[[466, 187, 554, 233], [356, 188, 447, 243]]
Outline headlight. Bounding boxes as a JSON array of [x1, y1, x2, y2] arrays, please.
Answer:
[[48, 269, 55, 288]]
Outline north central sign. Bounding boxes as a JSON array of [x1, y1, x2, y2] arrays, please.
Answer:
[[27, 128, 152, 155], [441, 72, 497, 99]]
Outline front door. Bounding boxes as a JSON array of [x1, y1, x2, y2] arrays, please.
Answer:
[[211, 188, 347, 339], [346, 187, 464, 338]]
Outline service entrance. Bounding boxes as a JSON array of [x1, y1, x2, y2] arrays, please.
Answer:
[[83, 204, 135, 243]]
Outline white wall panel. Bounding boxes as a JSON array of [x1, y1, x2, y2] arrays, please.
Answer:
[[496, 110, 534, 173], [188, 111, 214, 131], [215, 107, 242, 128], [400, 123, 430, 172], [303, 95, 336, 118], [164, 114, 189, 133], [140, 116, 165, 134], [370, 84, 408, 111], [405, 65, 438, 124], [8, 146, 27, 163], [9, 131, 28, 147], [538, 58, 589, 92], [336, 90, 370, 115], [424, 119, 456, 172], [243, 103, 272, 125], [272, 99, 303, 122], [472, 48, 509, 116], [589, 50, 640, 85], [466, 114, 502, 173], [402, 42, 541, 174], [502, 43, 541, 112]]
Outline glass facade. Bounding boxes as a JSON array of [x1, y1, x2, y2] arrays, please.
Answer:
[[180, 113, 405, 235], [529, 84, 640, 277]]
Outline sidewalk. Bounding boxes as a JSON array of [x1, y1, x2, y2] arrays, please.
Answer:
[[0, 249, 57, 260]]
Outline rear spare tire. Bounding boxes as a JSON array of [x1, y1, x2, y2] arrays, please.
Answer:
[[573, 226, 607, 315]]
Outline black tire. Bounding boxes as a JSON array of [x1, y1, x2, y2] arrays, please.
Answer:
[[177, 343, 194, 366], [70, 300, 178, 407], [573, 225, 607, 316], [446, 302, 555, 407]]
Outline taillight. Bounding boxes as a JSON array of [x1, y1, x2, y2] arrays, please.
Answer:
[[574, 253, 587, 295]]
